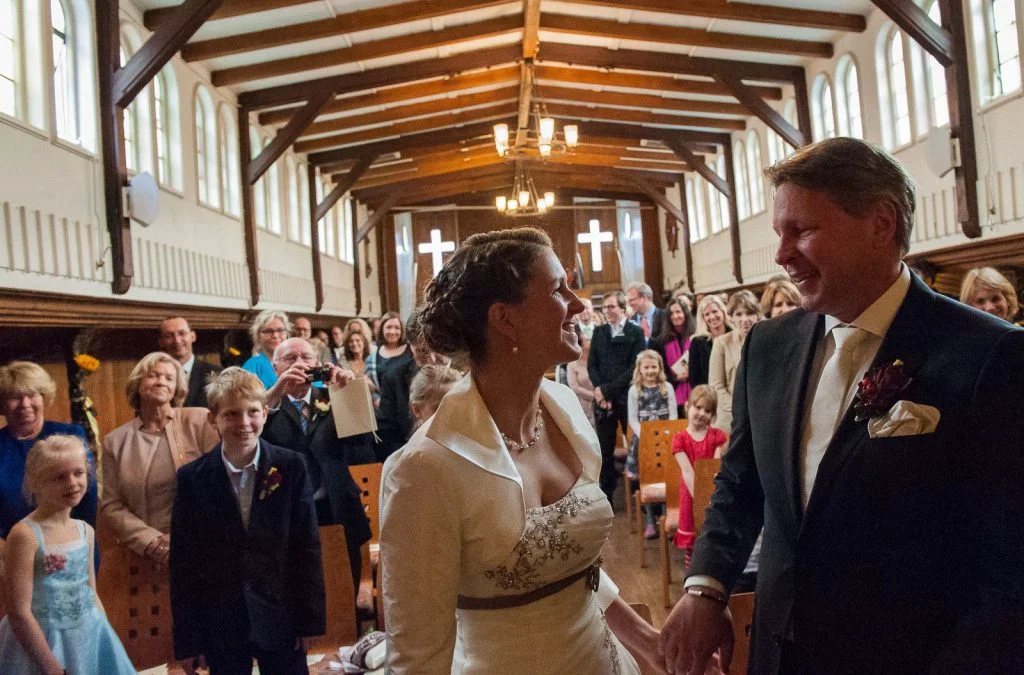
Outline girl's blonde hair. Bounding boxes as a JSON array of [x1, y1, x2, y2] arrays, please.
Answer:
[[632, 349, 669, 398], [686, 384, 718, 417], [23, 434, 91, 505], [409, 365, 462, 423]]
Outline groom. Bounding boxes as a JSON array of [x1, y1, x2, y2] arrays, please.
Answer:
[[661, 138, 1024, 674]]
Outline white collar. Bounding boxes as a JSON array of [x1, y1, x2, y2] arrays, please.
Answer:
[[424, 376, 601, 485], [181, 354, 196, 373], [823, 263, 912, 338], [611, 318, 627, 332], [287, 389, 312, 406], [222, 444, 260, 474]]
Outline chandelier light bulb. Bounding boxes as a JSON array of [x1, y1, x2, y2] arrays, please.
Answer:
[[507, 199, 519, 211], [539, 143, 551, 157], [544, 191, 555, 206], [540, 117, 555, 143], [564, 124, 579, 148], [494, 123, 509, 146], [537, 197, 548, 212], [496, 195, 507, 212], [519, 190, 530, 206]]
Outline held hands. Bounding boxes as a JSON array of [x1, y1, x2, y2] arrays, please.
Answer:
[[660, 592, 734, 675], [144, 533, 170, 571], [181, 655, 206, 675]]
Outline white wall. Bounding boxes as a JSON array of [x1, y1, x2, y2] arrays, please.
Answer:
[[0, 0, 380, 319]]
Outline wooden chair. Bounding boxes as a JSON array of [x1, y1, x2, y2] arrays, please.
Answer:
[[634, 419, 687, 567], [309, 524, 358, 653], [693, 458, 722, 536], [658, 451, 683, 608], [95, 530, 174, 671], [617, 426, 635, 533], [349, 463, 383, 624], [728, 592, 756, 675]]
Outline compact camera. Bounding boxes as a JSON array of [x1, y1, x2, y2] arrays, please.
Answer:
[[305, 365, 333, 383]]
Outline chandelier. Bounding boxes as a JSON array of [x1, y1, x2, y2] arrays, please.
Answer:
[[496, 162, 556, 217], [492, 63, 579, 159]]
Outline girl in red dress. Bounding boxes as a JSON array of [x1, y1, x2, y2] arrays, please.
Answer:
[[671, 385, 728, 556]]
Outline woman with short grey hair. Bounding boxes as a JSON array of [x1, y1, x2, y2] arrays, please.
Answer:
[[243, 309, 291, 388]]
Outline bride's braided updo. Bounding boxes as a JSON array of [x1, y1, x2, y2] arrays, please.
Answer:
[[418, 227, 552, 363]]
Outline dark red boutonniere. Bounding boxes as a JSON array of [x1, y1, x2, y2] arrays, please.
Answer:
[[41, 552, 68, 575], [258, 466, 283, 500], [854, 359, 912, 422]]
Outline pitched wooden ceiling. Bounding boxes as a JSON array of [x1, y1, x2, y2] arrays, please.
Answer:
[[138, 0, 873, 206]]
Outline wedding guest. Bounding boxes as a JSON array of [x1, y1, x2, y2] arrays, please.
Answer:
[[959, 266, 1019, 324], [708, 290, 761, 433], [0, 362, 98, 542], [344, 319, 376, 353], [576, 298, 598, 339], [314, 329, 330, 346], [382, 227, 659, 674], [100, 353, 218, 568], [293, 317, 332, 365], [688, 295, 731, 388], [158, 316, 221, 408], [627, 282, 665, 343], [328, 326, 346, 365], [171, 368, 324, 675], [408, 364, 462, 427], [243, 309, 291, 388], [654, 298, 696, 417], [760, 278, 802, 319], [368, 312, 417, 462], [567, 329, 596, 426]]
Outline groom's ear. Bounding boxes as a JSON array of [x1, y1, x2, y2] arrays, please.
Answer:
[[870, 201, 900, 252]]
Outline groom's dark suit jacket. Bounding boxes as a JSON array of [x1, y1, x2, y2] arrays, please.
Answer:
[[690, 275, 1024, 674], [170, 441, 325, 659]]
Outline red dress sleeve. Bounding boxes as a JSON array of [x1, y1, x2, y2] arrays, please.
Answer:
[[671, 431, 686, 454], [711, 427, 728, 449]]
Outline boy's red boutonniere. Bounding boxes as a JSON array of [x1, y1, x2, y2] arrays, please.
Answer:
[[41, 552, 68, 575], [854, 359, 912, 422], [259, 466, 283, 500]]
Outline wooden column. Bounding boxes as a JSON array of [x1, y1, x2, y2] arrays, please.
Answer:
[[238, 106, 260, 305], [678, 178, 695, 292], [723, 144, 743, 285], [350, 199, 362, 316]]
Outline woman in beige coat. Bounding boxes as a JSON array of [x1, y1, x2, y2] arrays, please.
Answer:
[[708, 290, 762, 433], [100, 352, 219, 568]]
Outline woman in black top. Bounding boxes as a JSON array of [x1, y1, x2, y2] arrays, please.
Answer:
[[688, 295, 731, 387], [372, 312, 418, 462]]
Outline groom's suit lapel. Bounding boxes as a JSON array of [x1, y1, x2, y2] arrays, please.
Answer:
[[799, 275, 933, 537]]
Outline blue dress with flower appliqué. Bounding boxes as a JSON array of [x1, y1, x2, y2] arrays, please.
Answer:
[[0, 519, 135, 674]]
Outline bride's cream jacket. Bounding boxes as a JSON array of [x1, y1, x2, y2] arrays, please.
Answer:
[[380, 375, 620, 674]]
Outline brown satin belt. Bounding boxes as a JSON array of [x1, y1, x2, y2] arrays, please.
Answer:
[[456, 559, 602, 610]]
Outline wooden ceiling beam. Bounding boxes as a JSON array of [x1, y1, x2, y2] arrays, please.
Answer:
[[712, 69, 806, 148], [238, 44, 521, 109], [182, 0, 508, 62], [579, 120, 732, 147], [298, 86, 519, 140], [544, 101, 746, 131], [535, 64, 783, 100], [144, 0, 307, 31], [315, 155, 376, 224], [567, 0, 866, 32], [257, 65, 520, 126], [540, 14, 833, 59], [539, 85, 748, 117], [295, 103, 517, 153], [248, 90, 333, 183], [523, 0, 541, 58], [871, 0, 952, 66], [660, 135, 729, 196], [356, 191, 403, 244], [212, 15, 522, 87]]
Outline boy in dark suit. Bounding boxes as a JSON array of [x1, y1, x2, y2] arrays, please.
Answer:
[[170, 367, 324, 675]]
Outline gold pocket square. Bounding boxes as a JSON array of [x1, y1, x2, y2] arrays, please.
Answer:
[[867, 401, 940, 439]]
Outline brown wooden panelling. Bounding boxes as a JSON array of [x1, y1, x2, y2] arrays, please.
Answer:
[[640, 201, 665, 304]]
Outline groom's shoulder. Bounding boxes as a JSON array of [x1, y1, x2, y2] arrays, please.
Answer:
[[749, 306, 818, 345], [929, 288, 1023, 344]]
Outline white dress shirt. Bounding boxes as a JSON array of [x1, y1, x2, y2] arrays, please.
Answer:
[[686, 264, 912, 595], [221, 444, 261, 530], [181, 354, 196, 380], [609, 318, 628, 339]]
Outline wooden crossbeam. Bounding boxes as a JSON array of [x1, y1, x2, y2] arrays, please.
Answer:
[[540, 14, 833, 59], [568, 0, 866, 32], [145, 0, 307, 31], [723, 139, 743, 284], [238, 44, 521, 109], [535, 65, 783, 100], [249, 90, 333, 184], [315, 155, 376, 223], [237, 106, 260, 305], [677, 179, 695, 291], [871, 0, 952, 67], [660, 135, 730, 197], [356, 192, 402, 244], [713, 70, 806, 148], [544, 101, 745, 131], [307, 164, 325, 312], [538, 85, 748, 117]]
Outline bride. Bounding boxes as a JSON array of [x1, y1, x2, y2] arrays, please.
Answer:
[[380, 228, 663, 674]]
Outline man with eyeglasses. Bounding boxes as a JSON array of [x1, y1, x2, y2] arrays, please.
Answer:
[[243, 310, 292, 389], [587, 290, 645, 504]]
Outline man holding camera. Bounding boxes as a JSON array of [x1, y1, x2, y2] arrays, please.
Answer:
[[262, 337, 372, 591]]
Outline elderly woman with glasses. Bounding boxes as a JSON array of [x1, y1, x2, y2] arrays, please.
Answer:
[[0, 361, 99, 543], [243, 309, 291, 388]]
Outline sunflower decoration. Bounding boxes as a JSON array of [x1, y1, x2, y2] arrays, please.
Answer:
[[73, 353, 100, 373], [70, 330, 102, 450]]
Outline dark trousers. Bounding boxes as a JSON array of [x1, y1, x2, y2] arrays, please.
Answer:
[[315, 497, 362, 595], [205, 641, 307, 675], [594, 396, 629, 502]]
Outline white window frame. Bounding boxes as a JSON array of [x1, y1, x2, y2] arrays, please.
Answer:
[[811, 73, 837, 141], [745, 130, 765, 215], [250, 127, 267, 229], [733, 140, 750, 221], [194, 85, 219, 208], [836, 55, 864, 138], [882, 28, 914, 149], [715, 155, 730, 229]]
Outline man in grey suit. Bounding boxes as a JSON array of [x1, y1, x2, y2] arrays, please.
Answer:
[[158, 316, 220, 408], [661, 138, 1024, 674]]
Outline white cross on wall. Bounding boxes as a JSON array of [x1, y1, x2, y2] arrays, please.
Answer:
[[417, 228, 456, 277], [577, 219, 614, 272]]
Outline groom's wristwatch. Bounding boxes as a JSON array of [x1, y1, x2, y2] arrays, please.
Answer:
[[685, 586, 728, 604]]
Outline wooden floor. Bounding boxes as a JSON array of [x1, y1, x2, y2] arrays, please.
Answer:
[[602, 487, 687, 628]]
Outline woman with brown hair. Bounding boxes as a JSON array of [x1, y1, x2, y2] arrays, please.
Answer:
[[760, 277, 802, 319], [708, 290, 762, 433], [381, 228, 659, 674], [368, 311, 417, 462]]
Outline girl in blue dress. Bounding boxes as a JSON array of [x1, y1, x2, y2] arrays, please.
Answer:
[[0, 434, 135, 674]]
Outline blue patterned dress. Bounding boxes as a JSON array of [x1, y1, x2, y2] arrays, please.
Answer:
[[0, 519, 135, 674]]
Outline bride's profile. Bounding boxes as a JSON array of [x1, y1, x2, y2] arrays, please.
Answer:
[[380, 227, 663, 674]]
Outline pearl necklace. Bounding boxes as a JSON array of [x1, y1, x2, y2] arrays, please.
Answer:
[[500, 408, 544, 452]]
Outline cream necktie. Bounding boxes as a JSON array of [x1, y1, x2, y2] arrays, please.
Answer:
[[801, 325, 869, 508]]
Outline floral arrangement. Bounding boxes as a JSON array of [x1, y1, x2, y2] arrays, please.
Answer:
[[41, 552, 68, 575], [259, 466, 283, 501], [70, 331, 102, 450], [227, 347, 241, 357], [854, 359, 912, 422], [73, 353, 100, 373]]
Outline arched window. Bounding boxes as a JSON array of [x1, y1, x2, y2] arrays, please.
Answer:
[[716, 155, 730, 228], [118, 32, 153, 175], [707, 179, 722, 234], [836, 55, 864, 138], [919, 2, 949, 129], [319, 176, 331, 254], [341, 196, 354, 263], [987, 0, 1020, 97], [733, 141, 750, 221], [782, 100, 797, 157], [194, 86, 219, 207], [684, 178, 700, 243], [298, 162, 311, 247], [885, 29, 913, 147], [811, 74, 836, 141], [286, 156, 301, 242], [218, 104, 239, 216], [152, 65, 181, 190], [119, 47, 136, 171], [266, 137, 281, 235], [1, 0, 17, 117], [51, 0, 78, 142], [249, 127, 266, 229], [693, 176, 708, 240], [745, 130, 764, 214]]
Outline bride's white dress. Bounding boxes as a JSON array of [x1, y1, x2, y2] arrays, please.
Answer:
[[452, 476, 639, 675]]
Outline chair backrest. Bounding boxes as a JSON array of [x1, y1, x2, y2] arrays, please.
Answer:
[[309, 524, 357, 653], [637, 419, 687, 487], [349, 462, 383, 545], [729, 592, 756, 675], [95, 530, 173, 671], [693, 458, 721, 536], [663, 444, 684, 511]]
